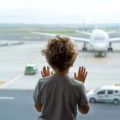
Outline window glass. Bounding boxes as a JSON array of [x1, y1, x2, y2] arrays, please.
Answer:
[[97, 90, 105, 95], [107, 90, 113, 94], [94, 87, 100, 93], [0, 1, 120, 120], [115, 90, 119, 93]]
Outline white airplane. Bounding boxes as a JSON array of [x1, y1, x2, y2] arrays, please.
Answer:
[[32, 29, 120, 57]]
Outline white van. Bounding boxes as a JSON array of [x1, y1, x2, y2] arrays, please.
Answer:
[[87, 85, 120, 105]]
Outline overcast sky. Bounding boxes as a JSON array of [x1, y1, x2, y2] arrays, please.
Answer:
[[0, 0, 120, 24]]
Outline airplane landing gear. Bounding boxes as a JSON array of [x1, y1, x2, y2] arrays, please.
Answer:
[[108, 42, 113, 51], [95, 51, 106, 57], [108, 47, 113, 51], [82, 42, 87, 51], [82, 47, 87, 51]]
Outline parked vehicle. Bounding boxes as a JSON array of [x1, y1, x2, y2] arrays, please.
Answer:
[[24, 64, 37, 75], [87, 85, 120, 105]]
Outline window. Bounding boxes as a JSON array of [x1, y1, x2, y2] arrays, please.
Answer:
[[107, 90, 113, 95], [115, 90, 119, 93], [97, 90, 105, 95], [0, 1, 120, 120]]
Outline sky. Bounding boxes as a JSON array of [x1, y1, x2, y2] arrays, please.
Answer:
[[0, 0, 120, 24]]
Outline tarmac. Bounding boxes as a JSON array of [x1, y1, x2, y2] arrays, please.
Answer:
[[0, 33, 120, 120], [0, 35, 120, 90]]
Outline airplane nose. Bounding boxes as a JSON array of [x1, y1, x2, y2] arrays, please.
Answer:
[[91, 42, 108, 51]]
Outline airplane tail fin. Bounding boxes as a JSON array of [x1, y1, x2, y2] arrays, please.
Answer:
[[95, 23, 98, 29], [95, 18, 98, 29]]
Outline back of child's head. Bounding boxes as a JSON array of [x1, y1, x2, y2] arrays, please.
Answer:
[[42, 35, 78, 72]]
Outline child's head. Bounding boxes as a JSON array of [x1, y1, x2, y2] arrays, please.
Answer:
[[42, 35, 78, 72]]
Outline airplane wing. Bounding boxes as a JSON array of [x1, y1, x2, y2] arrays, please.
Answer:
[[69, 36, 90, 42], [107, 31, 115, 34], [76, 30, 91, 36], [31, 32, 90, 43], [109, 38, 120, 43], [31, 32, 58, 37]]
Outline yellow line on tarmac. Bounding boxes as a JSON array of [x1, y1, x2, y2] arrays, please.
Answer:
[[35, 36, 40, 39], [98, 58, 102, 62], [0, 81, 6, 86], [84, 58, 112, 62], [25, 59, 33, 63], [22, 36, 32, 39]]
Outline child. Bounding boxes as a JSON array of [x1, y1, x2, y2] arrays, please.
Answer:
[[33, 35, 90, 120]]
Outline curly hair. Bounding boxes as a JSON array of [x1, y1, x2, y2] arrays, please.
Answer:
[[41, 35, 78, 71]]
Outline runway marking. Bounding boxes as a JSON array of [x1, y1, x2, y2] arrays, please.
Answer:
[[84, 58, 112, 62], [0, 81, 6, 86], [0, 72, 24, 88], [35, 36, 40, 39], [22, 36, 32, 39], [25, 59, 33, 63], [87, 88, 96, 91], [0, 97, 14, 100]]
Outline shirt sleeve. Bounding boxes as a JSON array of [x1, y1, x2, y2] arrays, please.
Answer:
[[78, 83, 89, 106], [33, 80, 42, 104]]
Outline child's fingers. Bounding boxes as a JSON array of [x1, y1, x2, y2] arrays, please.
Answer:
[[78, 67, 81, 76], [83, 67, 86, 74], [84, 71, 88, 79], [41, 71, 44, 77], [47, 66, 50, 74], [74, 72, 77, 79], [81, 66, 84, 74], [82, 71, 87, 83], [51, 71, 53, 75], [43, 66, 47, 74]]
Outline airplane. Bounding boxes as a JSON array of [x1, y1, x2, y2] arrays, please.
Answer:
[[31, 29, 120, 57]]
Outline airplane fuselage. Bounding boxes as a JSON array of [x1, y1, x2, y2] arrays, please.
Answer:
[[32, 28, 120, 57], [90, 29, 109, 51]]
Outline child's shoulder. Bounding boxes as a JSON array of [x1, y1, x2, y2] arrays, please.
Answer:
[[39, 75, 52, 83], [70, 77, 84, 88]]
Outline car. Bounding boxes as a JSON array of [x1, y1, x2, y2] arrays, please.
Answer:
[[87, 85, 120, 105], [24, 64, 37, 75]]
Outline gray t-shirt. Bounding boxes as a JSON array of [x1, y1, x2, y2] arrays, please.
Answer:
[[33, 74, 88, 120]]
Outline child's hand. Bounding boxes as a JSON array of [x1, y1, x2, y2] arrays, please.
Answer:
[[74, 66, 87, 83], [41, 66, 53, 78]]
